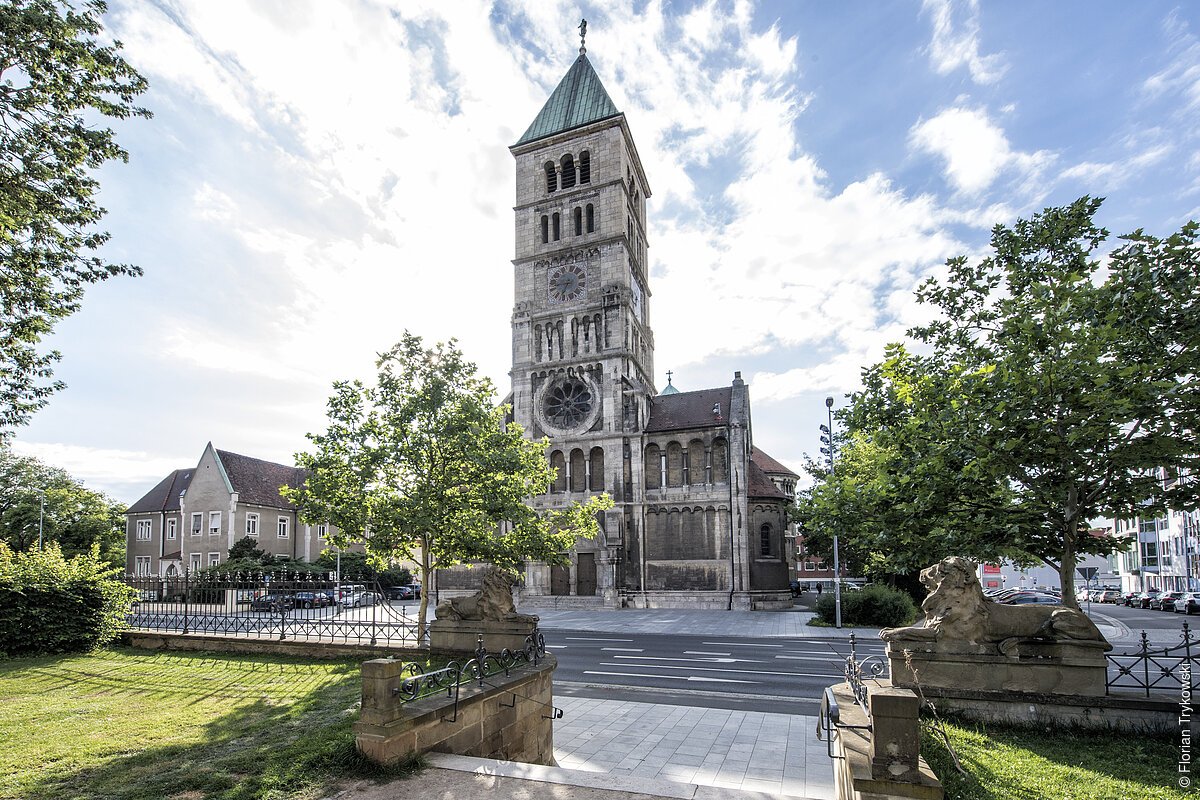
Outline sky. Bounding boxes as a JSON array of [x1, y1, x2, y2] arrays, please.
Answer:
[[11, 0, 1200, 503]]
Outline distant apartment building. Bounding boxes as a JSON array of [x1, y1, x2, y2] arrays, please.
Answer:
[[125, 443, 336, 576]]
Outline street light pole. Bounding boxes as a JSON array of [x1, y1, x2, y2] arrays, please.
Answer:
[[822, 396, 842, 629]]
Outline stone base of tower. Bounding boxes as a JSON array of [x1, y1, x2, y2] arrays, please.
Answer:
[[620, 590, 793, 611]]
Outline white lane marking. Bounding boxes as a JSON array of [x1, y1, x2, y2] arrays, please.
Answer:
[[775, 654, 849, 662], [684, 651, 731, 656], [701, 641, 784, 647], [600, 661, 838, 679], [545, 645, 567, 650], [612, 655, 761, 664], [564, 637, 634, 642], [601, 648, 644, 652], [584, 670, 757, 685]]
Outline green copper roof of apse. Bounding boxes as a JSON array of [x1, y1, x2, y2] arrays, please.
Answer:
[[516, 54, 620, 146]]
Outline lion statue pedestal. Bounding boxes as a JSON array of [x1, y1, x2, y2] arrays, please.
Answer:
[[429, 567, 540, 654], [880, 557, 1111, 697]]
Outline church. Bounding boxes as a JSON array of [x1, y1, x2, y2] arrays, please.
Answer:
[[503, 36, 796, 610]]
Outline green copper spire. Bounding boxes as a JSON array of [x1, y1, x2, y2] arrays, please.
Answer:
[[516, 49, 620, 146]]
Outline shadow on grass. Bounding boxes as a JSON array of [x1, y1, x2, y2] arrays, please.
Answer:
[[920, 718, 1186, 800], [6, 648, 424, 800]]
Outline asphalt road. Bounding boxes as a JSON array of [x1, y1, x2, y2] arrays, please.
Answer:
[[546, 628, 887, 714], [1089, 599, 1199, 633]]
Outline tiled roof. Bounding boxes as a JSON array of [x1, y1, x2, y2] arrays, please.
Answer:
[[215, 449, 307, 510], [748, 460, 789, 500], [127, 468, 193, 513], [516, 54, 620, 145], [645, 387, 733, 433], [751, 446, 799, 479]]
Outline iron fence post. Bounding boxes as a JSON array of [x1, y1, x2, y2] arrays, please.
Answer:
[[1141, 630, 1151, 698], [182, 568, 190, 635]]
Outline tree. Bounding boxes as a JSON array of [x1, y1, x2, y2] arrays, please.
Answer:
[[286, 333, 612, 637], [227, 536, 268, 563], [0, 446, 126, 566], [813, 198, 1199, 608], [0, 0, 150, 434]]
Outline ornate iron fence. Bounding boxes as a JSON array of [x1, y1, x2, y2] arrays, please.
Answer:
[[1107, 622, 1198, 697], [391, 630, 562, 722], [124, 570, 422, 647]]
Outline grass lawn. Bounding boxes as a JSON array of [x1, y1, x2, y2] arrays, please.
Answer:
[[921, 717, 1187, 800], [0, 647, 425, 800]]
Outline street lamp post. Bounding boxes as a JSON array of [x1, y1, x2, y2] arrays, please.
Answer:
[[820, 396, 842, 629]]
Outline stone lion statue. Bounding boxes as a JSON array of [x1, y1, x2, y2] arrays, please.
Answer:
[[879, 556, 1110, 653], [434, 567, 539, 624]]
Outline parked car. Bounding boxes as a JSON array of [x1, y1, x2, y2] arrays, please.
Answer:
[[1098, 590, 1121, 603], [385, 585, 419, 601], [1134, 590, 1161, 608], [294, 591, 331, 609], [249, 593, 295, 612], [1004, 594, 1064, 605], [340, 590, 382, 608], [1121, 591, 1140, 606], [1173, 593, 1200, 614], [1152, 591, 1185, 611]]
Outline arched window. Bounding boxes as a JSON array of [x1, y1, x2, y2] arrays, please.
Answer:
[[534, 324, 543, 361], [760, 523, 772, 556], [552, 212, 561, 241], [687, 439, 705, 486], [561, 154, 576, 189], [540, 215, 548, 244], [550, 451, 567, 493], [644, 444, 661, 489], [585, 204, 595, 233], [712, 439, 728, 483], [570, 449, 586, 492], [579, 150, 591, 183], [545, 161, 557, 193], [573, 207, 582, 236], [589, 447, 605, 491], [666, 442, 684, 487]]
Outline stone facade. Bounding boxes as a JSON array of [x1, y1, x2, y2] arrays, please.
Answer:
[[505, 52, 793, 610]]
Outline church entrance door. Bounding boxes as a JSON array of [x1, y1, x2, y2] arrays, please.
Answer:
[[577, 553, 596, 596], [550, 564, 570, 596]]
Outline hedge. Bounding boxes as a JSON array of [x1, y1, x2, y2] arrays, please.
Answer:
[[814, 583, 917, 627], [0, 542, 136, 657]]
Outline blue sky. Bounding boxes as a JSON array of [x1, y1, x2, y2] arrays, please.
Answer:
[[13, 0, 1200, 502]]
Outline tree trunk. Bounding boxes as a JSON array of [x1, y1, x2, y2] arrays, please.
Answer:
[[1059, 532, 1079, 610], [416, 543, 431, 641]]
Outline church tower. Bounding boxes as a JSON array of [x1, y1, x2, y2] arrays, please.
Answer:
[[509, 34, 653, 600]]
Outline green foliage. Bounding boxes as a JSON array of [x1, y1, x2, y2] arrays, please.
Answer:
[[286, 332, 613, 635], [798, 198, 1200, 605], [921, 717, 1187, 799], [0, 0, 151, 433], [0, 446, 126, 566], [0, 541, 134, 656], [225, 535, 267, 562], [814, 584, 916, 627]]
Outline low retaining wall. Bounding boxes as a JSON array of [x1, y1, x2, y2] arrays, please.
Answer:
[[354, 654, 558, 766], [921, 686, 1177, 733], [121, 631, 422, 661]]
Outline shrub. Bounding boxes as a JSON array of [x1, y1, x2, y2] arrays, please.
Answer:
[[814, 584, 917, 627], [0, 542, 136, 657]]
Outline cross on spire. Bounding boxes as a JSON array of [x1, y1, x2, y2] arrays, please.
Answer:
[[579, 18, 587, 54], [666, 370, 673, 385]]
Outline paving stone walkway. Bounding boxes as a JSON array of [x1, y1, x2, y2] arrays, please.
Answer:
[[553, 696, 834, 799]]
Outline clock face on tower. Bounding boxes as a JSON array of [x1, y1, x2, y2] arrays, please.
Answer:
[[548, 263, 586, 304]]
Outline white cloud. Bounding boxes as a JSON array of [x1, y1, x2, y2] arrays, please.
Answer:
[[1058, 143, 1172, 189], [10, 441, 194, 498], [909, 106, 1054, 196], [921, 0, 1007, 85]]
